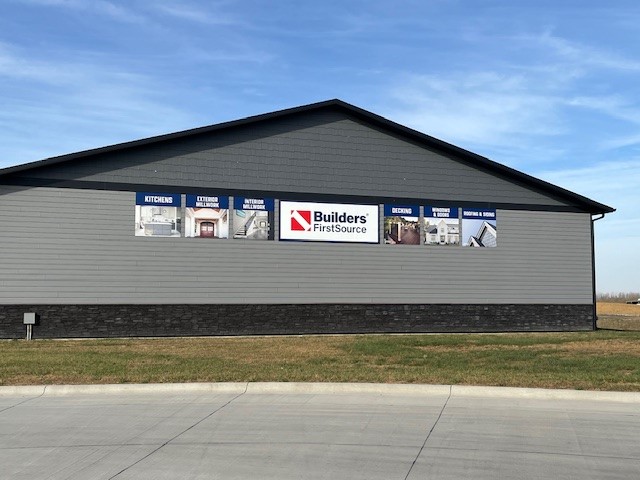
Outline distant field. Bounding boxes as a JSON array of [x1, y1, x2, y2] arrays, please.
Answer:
[[1, 331, 639, 391], [598, 302, 640, 315], [597, 302, 640, 331]]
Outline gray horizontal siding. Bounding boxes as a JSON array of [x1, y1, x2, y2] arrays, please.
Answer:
[[20, 111, 568, 207], [0, 186, 593, 304]]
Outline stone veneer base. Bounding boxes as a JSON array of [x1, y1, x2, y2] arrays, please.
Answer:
[[0, 304, 594, 339]]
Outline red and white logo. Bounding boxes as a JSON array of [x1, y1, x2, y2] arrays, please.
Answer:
[[291, 210, 311, 231]]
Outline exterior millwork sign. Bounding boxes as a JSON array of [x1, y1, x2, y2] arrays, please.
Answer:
[[185, 194, 229, 239], [186, 194, 228, 209], [280, 200, 379, 243]]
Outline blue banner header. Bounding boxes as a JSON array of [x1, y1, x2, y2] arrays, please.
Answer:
[[234, 197, 274, 211], [462, 208, 496, 220], [136, 192, 181, 206], [384, 205, 419, 217], [425, 206, 459, 219], [186, 194, 228, 209]]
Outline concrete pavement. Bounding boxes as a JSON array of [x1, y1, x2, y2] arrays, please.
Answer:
[[1, 384, 638, 479]]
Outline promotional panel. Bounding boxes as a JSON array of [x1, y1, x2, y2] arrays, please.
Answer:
[[185, 194, 229, 239], [233, 197, 275, 240], [383, 205, 420, 245], [280, 201, 379, 243], [462, 208, 497, 247], [424, 206, 460, 246], [135, 192, 181, 237]]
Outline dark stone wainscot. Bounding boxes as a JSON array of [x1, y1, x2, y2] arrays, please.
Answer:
[[0, 303, 594, 339]]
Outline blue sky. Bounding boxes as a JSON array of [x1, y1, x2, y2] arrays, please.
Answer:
[[1, 0, 638, 293]]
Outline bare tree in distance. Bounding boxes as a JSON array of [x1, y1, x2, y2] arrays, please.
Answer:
[[597, 292, 640, 303]]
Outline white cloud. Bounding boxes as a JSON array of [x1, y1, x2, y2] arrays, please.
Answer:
[[154, 2, 239, 26], [13, 0, 147, 23], [563, 96, 640, 150], [13, 0, 80, 5], [535, 160, 640, 210], [386, 71, 565, 150], [600, 133, 640, 151], [0, 42, 81, 84], [530, 31, 640, 72], [0, 43, 197, 166], [380, 28, 640, 169], [566, 95, 640, 125]]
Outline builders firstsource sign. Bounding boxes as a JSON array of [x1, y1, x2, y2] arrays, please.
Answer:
[[280, 201, 379, 243]]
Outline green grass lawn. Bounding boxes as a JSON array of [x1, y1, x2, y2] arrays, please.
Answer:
[[1, 331, 639, 391]]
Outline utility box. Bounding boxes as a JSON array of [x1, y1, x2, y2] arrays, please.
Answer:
[[23, 312, 38, 325]]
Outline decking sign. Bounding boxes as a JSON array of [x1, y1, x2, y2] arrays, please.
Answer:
[[280, 201, 379, 243]]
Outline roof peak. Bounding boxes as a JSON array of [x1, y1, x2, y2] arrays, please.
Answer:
[[0, 99, 614, 214]]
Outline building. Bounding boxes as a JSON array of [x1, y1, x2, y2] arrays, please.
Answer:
[[0, 100, 614, 338]]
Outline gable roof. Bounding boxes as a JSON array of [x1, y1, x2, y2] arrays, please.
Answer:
[[0, 99, 614, 214]]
